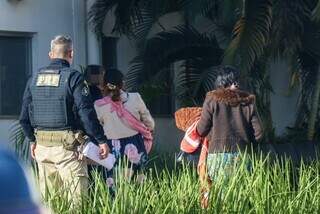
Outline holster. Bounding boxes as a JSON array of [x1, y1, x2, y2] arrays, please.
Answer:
[[75, 131, 90, 160]]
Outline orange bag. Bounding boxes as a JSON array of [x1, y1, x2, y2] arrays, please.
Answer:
[[175, 107, 211, 208]]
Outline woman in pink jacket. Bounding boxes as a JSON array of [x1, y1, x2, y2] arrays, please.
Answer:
[[94, 68, 155, 193]]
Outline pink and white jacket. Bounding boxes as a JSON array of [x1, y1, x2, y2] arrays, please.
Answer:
[[94, 92, 154, 153]]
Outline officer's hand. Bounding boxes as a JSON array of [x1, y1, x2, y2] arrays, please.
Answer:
[[30, 143, 36, 159], [99, 143, 109, 159]]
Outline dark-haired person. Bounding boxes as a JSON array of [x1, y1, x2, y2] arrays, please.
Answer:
[[19, 35, 110, 202], [84, 64, 108, 183], [85, 65, 105, 101], [196, 65, 263, 181], [94, 68, 154, 192]]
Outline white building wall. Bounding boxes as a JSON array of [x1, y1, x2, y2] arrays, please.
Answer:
[[0, 0, 90, 143]]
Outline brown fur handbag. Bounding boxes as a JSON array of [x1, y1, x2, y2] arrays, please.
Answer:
[[174, 107, 202, 131]]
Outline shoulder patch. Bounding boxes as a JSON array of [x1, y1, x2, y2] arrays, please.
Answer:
[[82, 84, 90, 96]]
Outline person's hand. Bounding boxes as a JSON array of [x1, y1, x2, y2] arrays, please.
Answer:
[[99, 143, 110, 159], [30, 143, 36, 159]]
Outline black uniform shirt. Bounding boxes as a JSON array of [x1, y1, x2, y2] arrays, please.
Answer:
[[89, 85, 102, 102], [84, 85, 103, 145], [19, 58, 107, 144]]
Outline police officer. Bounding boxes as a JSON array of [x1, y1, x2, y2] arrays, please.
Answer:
[[19, 35, 109, 200]]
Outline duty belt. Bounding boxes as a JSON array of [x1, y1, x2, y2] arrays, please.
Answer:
[[35, 130, 73, 147], [35, 130, 89, 149]]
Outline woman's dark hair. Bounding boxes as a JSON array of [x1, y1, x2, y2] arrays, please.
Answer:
[[103, 68, 124, 101], [215, 65, 240, 88]]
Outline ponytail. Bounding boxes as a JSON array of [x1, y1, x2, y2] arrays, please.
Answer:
[[102, 84, 122, 102], [111, 87, 121, 102], [102, 68, 124, 101]]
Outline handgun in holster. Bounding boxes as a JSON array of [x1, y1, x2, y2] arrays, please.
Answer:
[[74, 130, 90, 160]]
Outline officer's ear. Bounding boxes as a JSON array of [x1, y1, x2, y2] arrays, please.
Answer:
[[48, 51, 53, 59]]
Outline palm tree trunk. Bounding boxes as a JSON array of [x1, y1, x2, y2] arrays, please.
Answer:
[[307, 66, 320, 141]]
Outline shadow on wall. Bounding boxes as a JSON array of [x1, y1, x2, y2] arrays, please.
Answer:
[[269, 61, 299, 135], [153, 117, 184, 153]]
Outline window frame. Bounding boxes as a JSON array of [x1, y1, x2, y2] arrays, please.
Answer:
[[101, 36, 118, 68], [0, 31, 33, 119]]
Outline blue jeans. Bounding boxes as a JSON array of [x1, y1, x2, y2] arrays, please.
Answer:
[[207, 153, 249, 181]]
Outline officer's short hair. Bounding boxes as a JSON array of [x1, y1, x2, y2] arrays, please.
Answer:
[[50, 35, 73, 57]]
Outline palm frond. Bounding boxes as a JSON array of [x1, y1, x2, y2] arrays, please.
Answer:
[[287, 54, 302, 94], [9, 121, 30, 161], [113, 0, 144, 34], [248, 55, 274, 141], [88, 0, 116, 36], [312, 0, 320, 21], [294, 52, 319, 128], [214, 0, 242, 25], [193, 0, 241, 47], [307, 66, 320, 140], [223, 0, 272, 77], [200, 19, 233, 49], [148, 0, 186, 17], [178, 0, 218, 20], [143, 25, 223, 74], [125, 55, 145, 91], [131, 8, 155, 49], [126, 25, 223, 91], [291, 18, 320, 129], [271, 0, 312, 58], [175, 58, 221, 106], [88, 0, 144, 36]]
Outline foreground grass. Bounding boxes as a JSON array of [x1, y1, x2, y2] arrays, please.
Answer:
[[43, 154, 320, 214]]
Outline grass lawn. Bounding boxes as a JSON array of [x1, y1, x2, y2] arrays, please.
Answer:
[[41, 152, 320, 214]]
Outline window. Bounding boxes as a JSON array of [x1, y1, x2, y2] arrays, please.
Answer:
[[0, 35, 32, 117]]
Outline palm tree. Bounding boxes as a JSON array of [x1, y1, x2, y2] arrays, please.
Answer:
[[272, 0, 320, 141], [88, 0, 320, 142], [126, 25, 223, 105], [88, 0, 273, 138]]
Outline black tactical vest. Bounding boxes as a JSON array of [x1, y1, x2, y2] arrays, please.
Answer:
[[29, 68, 72, 129]]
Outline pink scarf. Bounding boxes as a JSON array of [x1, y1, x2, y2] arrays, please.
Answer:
[[95, 96, 153, 154]]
